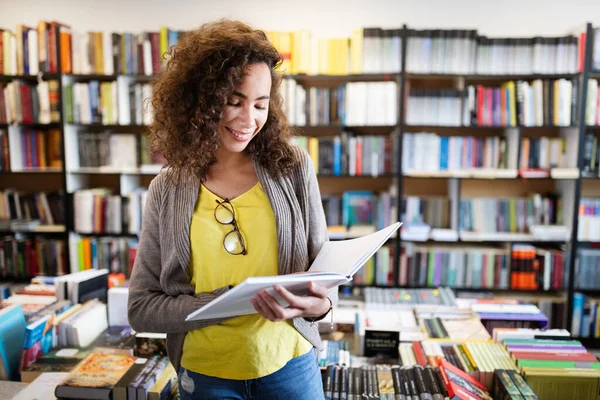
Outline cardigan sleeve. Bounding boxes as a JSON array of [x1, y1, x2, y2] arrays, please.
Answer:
[[301, 149, 339, 310], [127, 175, 232, 334]]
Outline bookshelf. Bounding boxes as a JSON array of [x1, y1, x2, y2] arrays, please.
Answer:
[[1, 21, 600, 336]]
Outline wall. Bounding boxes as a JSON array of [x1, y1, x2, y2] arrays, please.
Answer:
[[0, 0, 599, 37]]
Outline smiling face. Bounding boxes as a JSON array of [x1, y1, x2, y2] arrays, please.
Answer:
[[218, 62, 272, 154]]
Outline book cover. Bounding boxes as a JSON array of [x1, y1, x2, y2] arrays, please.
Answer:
[[54, 353, 138, 399]]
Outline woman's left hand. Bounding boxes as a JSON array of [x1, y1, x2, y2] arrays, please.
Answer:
[[251, 282, 330, 322]]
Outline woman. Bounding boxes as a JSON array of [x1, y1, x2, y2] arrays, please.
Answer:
[[127, 19, 336, 400]]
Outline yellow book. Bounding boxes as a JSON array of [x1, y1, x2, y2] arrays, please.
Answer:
[[293, 30, 311, 74], [318, 38, 329, 75], [77, 240, 85, 271], [350, 28, 364, 74], [148, 363, 177, 400], [3, 30, 12, 74], [15, 24, 25, 75], [340, 38, 349, 75], [159, 26, 168, 67], [327, 38, 338, 75], [509, 199, 516, 233], [308, 137, 319, 172], [507, 81, 517, 127], [94, 32, 104, 74]]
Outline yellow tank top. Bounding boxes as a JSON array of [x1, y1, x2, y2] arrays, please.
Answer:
[[180, 182, 312, 379]]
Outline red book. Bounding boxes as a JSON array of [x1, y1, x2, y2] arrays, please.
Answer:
[[438, 358, 492, 400], [511, 351, 597, 362], [412, 341, 428, 367]]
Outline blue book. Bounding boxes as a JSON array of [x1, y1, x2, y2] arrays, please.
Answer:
[[333, 137, 342, 176], [22, 314, 52, 349], [440, 136, 449, 170], [0, 304, 26, 381]]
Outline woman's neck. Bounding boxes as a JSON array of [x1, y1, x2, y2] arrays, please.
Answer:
[[213, 148, 252, 171]]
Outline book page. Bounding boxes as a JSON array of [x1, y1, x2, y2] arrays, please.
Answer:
[[308, 222, 400, 276]]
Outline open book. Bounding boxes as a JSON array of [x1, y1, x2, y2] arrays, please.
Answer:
[[185, 222, 401, 321]]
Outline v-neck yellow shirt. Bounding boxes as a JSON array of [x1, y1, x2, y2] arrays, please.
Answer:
[[180, 182, 312, 379]]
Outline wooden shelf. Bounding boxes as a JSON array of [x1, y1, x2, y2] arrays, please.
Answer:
[[0, 73, 61, 82], [73, 231, 139, 238], [454, 287, 564, 294], [63, 74, 154, 81], [69, 166, 161, 175], [404, 124, 575, 131], [0, 167, 63, 174], [0, 122, 61, 129], [0, 224, 66, 234], [292, 125, 397, 136], [287, 73, 400, 84], [405, 73, 579, 81], [66, 123, 149, 131]]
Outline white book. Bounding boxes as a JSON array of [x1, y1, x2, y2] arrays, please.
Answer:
[[28, 30, 39, 75], [13, 372, 70, 400], [103, 31, 114, 75], [186, 222, 401, 321]]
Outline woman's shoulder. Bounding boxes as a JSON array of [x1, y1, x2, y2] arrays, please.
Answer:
[[288, 145, 312, 174]]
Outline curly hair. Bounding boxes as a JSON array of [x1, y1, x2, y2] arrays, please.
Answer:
[[150, 19, 297, 183]]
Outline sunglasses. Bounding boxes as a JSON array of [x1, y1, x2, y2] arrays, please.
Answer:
[[214, 198, 247, 256]]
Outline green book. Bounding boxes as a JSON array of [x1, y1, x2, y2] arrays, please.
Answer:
[[518, 360, 600, 370]]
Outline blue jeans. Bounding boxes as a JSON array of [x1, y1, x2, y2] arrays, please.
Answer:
[[178, 349, 324, 400]]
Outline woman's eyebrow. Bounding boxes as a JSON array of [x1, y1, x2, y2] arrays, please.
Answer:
[[233, 91, 270, 101]]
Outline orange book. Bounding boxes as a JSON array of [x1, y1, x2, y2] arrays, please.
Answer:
[[60, 29, 72, 73], [55, 353, 138, 399], [82, 238, 92, 270]]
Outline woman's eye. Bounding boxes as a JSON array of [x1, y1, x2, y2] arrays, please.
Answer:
[[255, 105, 266, 110], [227, 102, 241, 107]]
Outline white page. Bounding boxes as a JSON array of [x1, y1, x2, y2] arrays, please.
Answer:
[[186, 273, 349, 321], [186, 222, 401, 321], [308, 221, 400, 276], [13, 372, 70, 400]]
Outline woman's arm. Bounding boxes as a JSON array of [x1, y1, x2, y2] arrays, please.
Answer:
[[127, 176, 232, 334]]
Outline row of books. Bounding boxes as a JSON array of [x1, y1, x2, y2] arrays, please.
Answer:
[[63, 81, 153, 126], [0, 22, 184, 76], [399, 244, 565, 291], [406, 30, 580, 75], [585, 79, 600, 125], [75, 132, 163, 170], [401, 196, 451, 229], [0, 22, 67, 75], [572, 293, 600, 339], [67, 30, 183, 75], [280, 80, 398, 127], [402, 132, 518, 173], [291, 134, 398, 177], [322, 364, 450, 400], [463, 80, 577, 127], [322, 190, 395, 230], [268, 29, 402, 75], [475, 36, 579, 76], [405, 89, 462, 126], [68, 235, 138, 276], [574, 249, 600, 290], [1, 80, 60, 124], [0, 190, 65, 226], [577, 198, 600, 241], [582, 133, 600, 177], [6, 128, 62, 171], [399, 340, 515, 389], [73, 188, 147, 235], [458, 195, 563, 234], [0, 236, 68, 278], [520, 137, 570, 170]]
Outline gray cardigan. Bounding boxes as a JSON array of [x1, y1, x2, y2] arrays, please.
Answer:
[[127, 147, 338, 371]]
